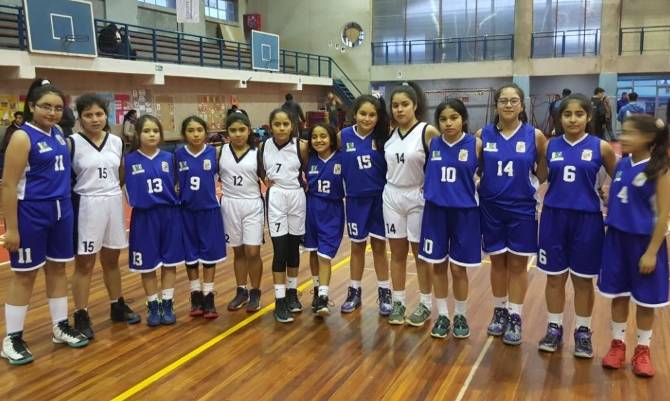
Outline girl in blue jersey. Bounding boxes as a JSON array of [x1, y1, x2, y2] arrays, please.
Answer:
[[300, 123, 344, 316], [598, 115, 670, 377], [337, 95, 391, 315], [125, 115, 184, 327], [477, 83, 547, 345], [419, 99, 482, 339], [2, 79, 88, 365], [537, 95, 617, 357], [177, 116, 226, 320]]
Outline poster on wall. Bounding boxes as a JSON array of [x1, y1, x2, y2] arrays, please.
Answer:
[[154, 95, 177, 140], [197, 95, 227, 131], [0, 95, 21, 126], [114, 94, 132, 125], [132, 89, 153, 115]]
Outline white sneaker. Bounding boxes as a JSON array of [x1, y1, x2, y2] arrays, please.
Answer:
[[1, 332, 33, 365], [52, 320, 89, 348]]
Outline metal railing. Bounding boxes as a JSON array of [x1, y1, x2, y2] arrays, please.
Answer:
[[371, 34, 514, 65], [620, 26, 670, 55], [531, 29, 600, 58], [0, 5, 26, 50]]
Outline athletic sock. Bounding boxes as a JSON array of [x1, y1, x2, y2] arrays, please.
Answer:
[[48, 297, 68, 326], [436, 298, 449, 318], [274, 284, 286, 299], [5, 304, 28, 335]]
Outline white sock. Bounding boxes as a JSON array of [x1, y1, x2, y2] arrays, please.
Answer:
[[575, 315, 592, 329], [161, 288, 175, 300], [436, 298, 449, 317], [351, 280, 362, 289], [274, 284, 286, 299], [392, 290, 406, 305], [548, 312, 564, 326], [190, 279, 201, 292], [494, 296, 507, 309], [420, 293, 432, 309], [318, 285, 329, 297], [48, 297, 68, 326], [508, 302, 523, 316], [636, 329, 652, 346], [312, 276, 320, 288], [454, 300, 467, 316], [202, 282, 214, 295], [378, 280, 390, 289], [612, 321, 627, 341], [5, 304, 28, 335], [147, 294, 159, 302], [287, 277, 298, 289], [238, 285, 247, 290]]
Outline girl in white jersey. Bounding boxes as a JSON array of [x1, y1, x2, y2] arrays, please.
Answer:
[[220, 112, 264, 313], [385, 82, 440, 326], [69, 94, 140, 340]]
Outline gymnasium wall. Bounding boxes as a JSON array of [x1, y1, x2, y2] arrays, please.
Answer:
[[620, 0, 670, 53]]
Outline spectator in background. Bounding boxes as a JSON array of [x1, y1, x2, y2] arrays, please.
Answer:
[[326, 92, 343, 129], [59, 106, 76, 137], [591, 87, 613, 140], [281, 93, 305, 136], [617, 91, 644, 122], [617, 92, 629, 113], [550, 89, 572, 132], [122, 109, 138, 146], [1, 111, 24, 154]]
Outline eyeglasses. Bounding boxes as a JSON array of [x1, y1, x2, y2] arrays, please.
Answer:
[[497, 98, 521, 106], [34, 104, 65, 113]]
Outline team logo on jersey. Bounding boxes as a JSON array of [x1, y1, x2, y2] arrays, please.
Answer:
[[550, 151, 563, 161], [308, 165, 319, 175], [633, 172, 648, 187], [55, 134, 66, 146], [131, 164, 145, 175], [431, 150, 442, 161], [516, 142, 526, 153], [333, 163, 342, 175], [161, 161, 169, 172], [36, 141, 53, 153], [203, 159, 212, 171], [345, 142, 356, 152], [581, 149, 593, 161], [371, 141, 378, 151], [614, 171, 622, 182], [483, 142, 498, 152], [458, 149, 469, 162], [178, 161, 189, 171]]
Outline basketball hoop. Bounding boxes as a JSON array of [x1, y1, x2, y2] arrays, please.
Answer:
[[60, 34, 89, 51]]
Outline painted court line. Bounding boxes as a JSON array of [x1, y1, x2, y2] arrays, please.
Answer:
[[111, 255, 352, 401], [454, 336, 494, 401]]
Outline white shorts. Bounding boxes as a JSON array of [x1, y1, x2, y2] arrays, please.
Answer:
[[221, 197, 264, 247], [382, 185, 425, 242], [267, 186, 306, 237], [76, 194, 128, 255]]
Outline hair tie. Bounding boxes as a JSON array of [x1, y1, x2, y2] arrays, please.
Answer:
[[41, 79, 51, 86], [401, 82, 409, 86]]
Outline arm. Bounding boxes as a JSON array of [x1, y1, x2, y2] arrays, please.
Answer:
[[424, 124, 440, 143], [617, 106, 625, 123], [474, 128, 482, 139], [534, 129, 548, 184], [639, 171, 670, 274], [298, 139, 310, 166], [601, 141, 618, 178], [336, 131, 342, 149], [256, 141, 266, 181], [2, 131, 30, 252]]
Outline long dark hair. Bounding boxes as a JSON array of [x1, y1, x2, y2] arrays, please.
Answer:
[[493, 83, 528, 126], [625, 114, 669, 181], [555, 93, 593, 134], [180, 115, 208, 139], [307, 123, 337, 155], [434, 98, 469, 134], [269, 108, 293, 135], [23, 78, 66, 123], [352, 94, 390, 151], [225, 112, 255, 147], [132, 114, 163, 151], [123, 109, 137, 125], [390, 81, 427, 123], [76, 93, 111, 132]]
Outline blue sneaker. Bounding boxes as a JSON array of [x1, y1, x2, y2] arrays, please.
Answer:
[[377, 287, 392, 316], [160, 299, 176, 325], [502, 313, 522, 345], [574, 326, 594, 359], [340, 287, 361, 313], [146, 300, 161, 327], [538, 323, 563, 352], [487, 307, 508, 336]]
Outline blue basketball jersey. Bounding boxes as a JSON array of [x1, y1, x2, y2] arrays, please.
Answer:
[[424, 133, 478, 208], [17, 123, 70, 200], [175, 145, 219, 210], [124, 149, 179, 209], [478, 123, 539, 214], [544, 134, 602, 212], [606, 157, 656, 235], [339, 125, 386, 197], [306, 151, 344, 200]]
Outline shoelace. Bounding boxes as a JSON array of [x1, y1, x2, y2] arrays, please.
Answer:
[[10, 335, 28, 354], [58, 322, 82, 340], [345, 287, 357, 302], [634, 348, 650, 364], [454, 316, 466, 329]]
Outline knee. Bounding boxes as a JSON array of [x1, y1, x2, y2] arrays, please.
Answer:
[[450, 265, 468, 280], [14, 270, 38, 285], [546, 274, 567, 290], [570, 274, 593, 290]]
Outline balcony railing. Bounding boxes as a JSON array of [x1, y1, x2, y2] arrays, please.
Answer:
[[620, 26, 670, 55], [531, 29, 600, 58]]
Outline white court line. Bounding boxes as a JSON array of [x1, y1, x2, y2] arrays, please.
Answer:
[[455, 336, 494, 401]]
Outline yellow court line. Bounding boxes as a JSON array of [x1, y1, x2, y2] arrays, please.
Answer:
[[111, 255, 353, 401]]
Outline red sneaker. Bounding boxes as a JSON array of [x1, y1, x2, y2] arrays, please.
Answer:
[[602, 339, 626, 369], [189, 291, 204, 317], [202, 293, 219, 320], [632, 345, 655, 377]]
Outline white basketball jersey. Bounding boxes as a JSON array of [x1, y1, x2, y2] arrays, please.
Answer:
[[262, 137, 302, 190], [219, 144, 261, 199], [384, 122, 427, 188], [71, 132, 123, 196]]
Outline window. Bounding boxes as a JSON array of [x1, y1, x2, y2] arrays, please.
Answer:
[[138, 0, 176, 8], [532, 0, 602, 57], [205, 0, 237, 23]]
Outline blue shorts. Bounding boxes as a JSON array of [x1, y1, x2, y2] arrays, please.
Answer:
[[538, 206, 604, 278], [10, 199, 74, 271], [129, 205, 185, 272], [597, 227, 669, 308], [305, 195, 345, 259], [418, 202, 481, 266], [182, 207, 226, 265], [345, 194, 385, 242], [480, 200, 537, 256]]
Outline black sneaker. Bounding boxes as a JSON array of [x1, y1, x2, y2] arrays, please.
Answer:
[[274, 298, 294, 323], [110, 297, 141, 324], [189, 290, 204, 317], [1, 332, 33, 365], [311, 287, 318, 313], [227, 287, 249, 311], [203, 292, 219, 319], [315, 295, 330, 317], [286, 288, 303, 313], [246, 289, 261, 313], [73, 309, 94, 340]]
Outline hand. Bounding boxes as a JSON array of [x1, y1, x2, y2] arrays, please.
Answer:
[[3, 229, 20, 253], [264, 178, 274, 188], [639, 251, 657, 275]]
